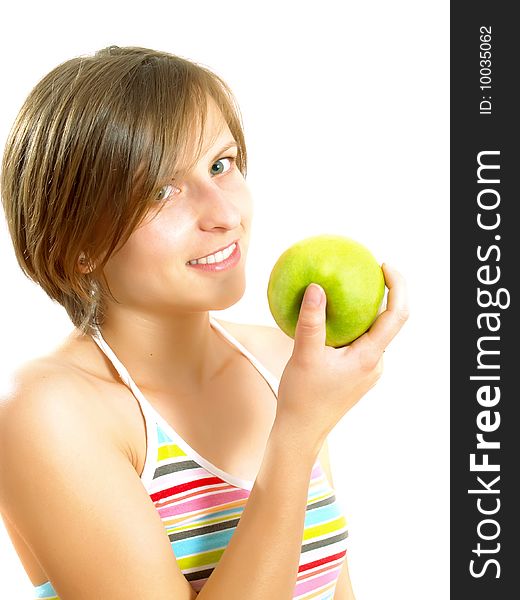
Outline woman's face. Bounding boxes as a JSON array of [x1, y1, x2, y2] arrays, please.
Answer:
[[101, 99, 253, 318]]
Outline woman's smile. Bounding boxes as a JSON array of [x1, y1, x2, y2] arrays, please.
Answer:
[[186, 240, 241, 272]]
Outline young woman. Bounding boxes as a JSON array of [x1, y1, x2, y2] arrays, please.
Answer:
[[0, 46, 408, 599]]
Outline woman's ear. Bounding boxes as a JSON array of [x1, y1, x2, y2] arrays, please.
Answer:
[[77, 252, 96, 274]]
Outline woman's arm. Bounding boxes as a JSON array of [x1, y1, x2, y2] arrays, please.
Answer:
[[0, 365, 198, 600], [197, 418, 320, 599]]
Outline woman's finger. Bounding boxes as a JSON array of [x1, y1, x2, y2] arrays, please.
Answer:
[[350, 263, 409, 357]]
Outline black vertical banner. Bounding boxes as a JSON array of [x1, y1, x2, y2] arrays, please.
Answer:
[[451, 2, 519, 598]]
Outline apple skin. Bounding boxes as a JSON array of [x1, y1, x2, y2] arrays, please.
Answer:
[[267, 235, 385, 347]]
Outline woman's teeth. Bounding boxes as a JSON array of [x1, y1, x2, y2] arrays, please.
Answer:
[[188, 242, 236, 265]]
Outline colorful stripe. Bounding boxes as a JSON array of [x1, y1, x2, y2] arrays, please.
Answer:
[[150, 425, 348, 597]]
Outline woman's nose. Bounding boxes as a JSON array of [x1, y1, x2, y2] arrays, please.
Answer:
[[194, 183, 241, 231]]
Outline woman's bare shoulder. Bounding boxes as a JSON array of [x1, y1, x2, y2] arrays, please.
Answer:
[[1, 326, 121, 411], [213, 318, 294, 380], [0, 350, 120, 459], [1, 353, 88, 404]]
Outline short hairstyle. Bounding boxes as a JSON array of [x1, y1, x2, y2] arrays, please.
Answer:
[[1, 46, 248, 334]]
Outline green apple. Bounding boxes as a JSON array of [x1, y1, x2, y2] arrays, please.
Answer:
[[267, 235, 385, 347]]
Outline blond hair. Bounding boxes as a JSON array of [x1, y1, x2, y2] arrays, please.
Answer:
[[1, 46, 247, 334]]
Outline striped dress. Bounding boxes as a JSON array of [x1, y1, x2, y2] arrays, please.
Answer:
[[34, 317, 349, 599]]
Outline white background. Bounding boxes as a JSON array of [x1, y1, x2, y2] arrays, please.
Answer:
[[0, 1, 449, 598]]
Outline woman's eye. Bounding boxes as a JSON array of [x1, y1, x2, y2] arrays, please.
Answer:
[[211, 156, 235, 176], [156, 183, 180, 202]]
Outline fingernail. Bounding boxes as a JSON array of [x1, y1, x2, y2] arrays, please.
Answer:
[[304, 284, 323, 307]]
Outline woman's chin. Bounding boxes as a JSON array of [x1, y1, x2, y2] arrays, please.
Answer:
[[211, 280, 246, 311]]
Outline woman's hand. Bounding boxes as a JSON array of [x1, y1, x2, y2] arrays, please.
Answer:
[[275, 263, 409, 451]]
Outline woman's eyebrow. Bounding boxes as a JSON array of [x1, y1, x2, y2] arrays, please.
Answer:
[[211, 140, 238, 159]]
